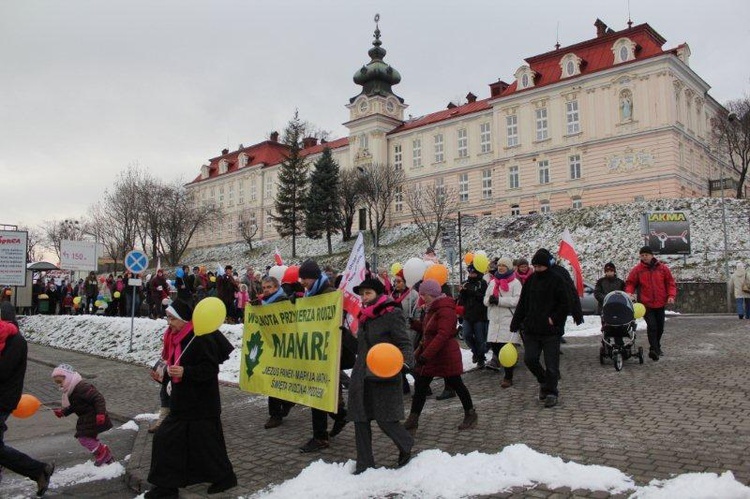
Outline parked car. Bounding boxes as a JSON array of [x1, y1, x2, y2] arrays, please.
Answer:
[[581, 282, 598, 315]]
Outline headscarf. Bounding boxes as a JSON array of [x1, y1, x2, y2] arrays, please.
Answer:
[[51, 364, 83, 407]]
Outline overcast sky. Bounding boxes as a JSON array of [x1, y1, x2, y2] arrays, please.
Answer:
[[2, 0, 749, 234]]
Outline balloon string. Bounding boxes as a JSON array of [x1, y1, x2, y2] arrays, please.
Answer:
[[175, 335, 196, 365]]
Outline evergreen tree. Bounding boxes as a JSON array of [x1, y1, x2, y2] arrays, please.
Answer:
[[273, 111, 309, 258], [305, 147, 341, 255]]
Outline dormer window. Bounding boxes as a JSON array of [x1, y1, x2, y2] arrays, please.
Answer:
[[201, 165, 210, 180], [218, 159, 229, 174], [514, 65, 536, 90], [559, 53, 583, 78], [238, 153, 248, 168], [612, 37, 636, 64]]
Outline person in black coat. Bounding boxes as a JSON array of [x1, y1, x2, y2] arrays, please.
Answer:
[[458, 264, 489, 367], [594, 262, 626, 314], [510, 249, 570, 408], [146, 300, 236, 499], [0, 302, 55, 496]]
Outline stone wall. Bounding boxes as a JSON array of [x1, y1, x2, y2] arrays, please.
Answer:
[[674, 282, 731, 314]]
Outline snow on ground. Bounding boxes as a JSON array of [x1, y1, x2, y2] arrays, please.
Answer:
[[118, 420, 140, 431], [18, 314, 750, 498]]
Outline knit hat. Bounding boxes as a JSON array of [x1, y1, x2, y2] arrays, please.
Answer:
[[639, 245, 654, 255], [531, 248, 554, 267], [419, 279, 442, 297], [497, 258, 514, 270], [299, 259, 322, 280], [466, 264, 478, 274], [396, 269, 405, 280], [604, 262, 616, 272], [51, 363, 76, 379], [353, 278, 385, 296], [516, 257, 529, 267], [166, 299, 194, 322]]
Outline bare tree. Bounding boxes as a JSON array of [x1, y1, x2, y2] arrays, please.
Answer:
[[405, 182, 459, 249], [238, 209, 260, 250], [41, 219, 83, 261], [338, 168, 363, 241], [713, 96, 750, 198], [20, 225, 44, 263], [358, 163, 405, 247]]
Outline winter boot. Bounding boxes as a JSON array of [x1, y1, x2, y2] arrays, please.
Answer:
[[148, 408, 169, 434], [458, 408, 478, 430], [403, 413, 419, 435], [486, 354, 500, 370], [94, 444, 114, 466]]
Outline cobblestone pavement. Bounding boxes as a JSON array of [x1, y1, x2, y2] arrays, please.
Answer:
[[18, 315, 750, 498]]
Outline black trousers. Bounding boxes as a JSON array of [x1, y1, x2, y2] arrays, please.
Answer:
[[410, 374, 473, 415], [489, 342, 515, 380], [354, 421, 413, 470], [643, 307, 666, 352], [0, 412, 46, 481], [522, 333, 561, 396], [268, 397, 295, 418], [311, 387, 346, 440]]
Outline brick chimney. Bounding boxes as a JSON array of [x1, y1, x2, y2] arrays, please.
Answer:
[[466, 92, 477, 103], [594, 18, 608, 37], [489, 80, 510, 97], [269, 131, 279, 142], [221, 148, 229, 155], [302, 137, 318, 148], [447, 102, 457, 109]]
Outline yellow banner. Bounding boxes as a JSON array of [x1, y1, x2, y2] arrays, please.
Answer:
[[239, 291, 343, 413]]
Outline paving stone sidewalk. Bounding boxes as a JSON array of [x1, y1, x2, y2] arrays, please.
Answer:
[[26, 315, 750, 498]]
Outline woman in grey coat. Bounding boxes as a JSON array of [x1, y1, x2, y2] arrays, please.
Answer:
[[347, 278, 415, 475]]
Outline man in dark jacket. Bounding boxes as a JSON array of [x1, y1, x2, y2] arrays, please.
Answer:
[[532, 248, 584, 344], [0, 302, 55, 495], [458, 264, 489, 368], [297, 259, 349, 453], [510, 249, 570, 408], [594, 262, 626, 314], [216, 265, 239, 324]]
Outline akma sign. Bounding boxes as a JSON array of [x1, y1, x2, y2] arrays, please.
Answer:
[[642, 211, 691, 255]]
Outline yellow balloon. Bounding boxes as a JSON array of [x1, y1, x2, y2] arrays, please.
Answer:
[[633, 302, 646, 319], [390, 262, 403, 276], [94, 300, 102, 307], [73, 296, 81, 305], [114, 291, 121, 299], [473, 253, 489, 273], [499, 342, 518, 368], [193, 297, 226, 336]]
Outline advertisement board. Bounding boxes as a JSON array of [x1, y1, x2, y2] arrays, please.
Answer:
[[60, 239, 98, 271], [0, 230, 28, 286], [643, 211, 691, 255]]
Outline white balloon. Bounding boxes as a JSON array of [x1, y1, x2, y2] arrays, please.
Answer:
[[403, 258, 428, 287], [424, 260, 435, 267], [269, 265, 287, 281]]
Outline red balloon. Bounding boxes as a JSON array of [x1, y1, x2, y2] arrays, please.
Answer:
[[12, 394, 41, 419], [366, 343, 404, 378], [282, 265, 300, 285]]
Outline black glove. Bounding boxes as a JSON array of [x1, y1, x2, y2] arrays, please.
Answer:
[[488, 295, 499, 305]]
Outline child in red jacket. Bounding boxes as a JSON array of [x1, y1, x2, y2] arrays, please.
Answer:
[[51, 364, 115, 466]]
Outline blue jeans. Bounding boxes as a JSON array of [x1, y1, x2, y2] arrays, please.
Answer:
[[0, 411, 46, 480], [462, 320, 488, 360], [736, 298, 750, 318]]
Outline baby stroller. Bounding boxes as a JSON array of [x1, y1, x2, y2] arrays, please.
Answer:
[[599, 291, 644, 371]]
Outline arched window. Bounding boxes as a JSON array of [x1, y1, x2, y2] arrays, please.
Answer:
[[522, 74, 529, 88]]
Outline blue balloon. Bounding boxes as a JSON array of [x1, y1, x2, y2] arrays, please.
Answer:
[[176, 268, 184, 278]]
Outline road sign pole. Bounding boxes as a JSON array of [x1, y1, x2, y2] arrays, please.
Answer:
[[124, 250, 149, 353], [129, 285, 136, 352]]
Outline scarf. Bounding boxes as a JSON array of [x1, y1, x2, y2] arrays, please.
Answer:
[[0, 320, 19, 354], [53, 366, 83, 408], [304, 274, 330, 297], [514, 268, 533, 285], [358, 295, 394, 325], [492, 269, 516, 297], [162, 321, 195, 374], [262, 288, 287, 305], [391, 287, 411, 305]]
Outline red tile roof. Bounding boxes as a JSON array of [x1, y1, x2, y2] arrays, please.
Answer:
[[387, 98, 492, 135], [300, 136, 350, 157]]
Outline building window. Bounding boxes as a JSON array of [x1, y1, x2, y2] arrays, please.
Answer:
[[218, 160, 228, 174], [506, 115, 519, 147], [239, 154, 248, 168], [250, 178, 257, 202], [566, 100, 580, 134], [572, 198, 583, 210], [535, 108, 548, 141], [458, 174, 469, 202], [481, 169, 492, 199], [359, 133, 368, 150], [480, 122, 492, 153], [511, 204, 520, 216], [434, 134, 444, 163], [393, 144, 402, 170], [540, 201, 551, 214], [395, 186, 403, 212], [457, 129, 468, 158], [436, 177, 446, 202], [265, 176, 273, 201], [412, 139, 422, 168], [566, 60, 575, 76], [265, 209, 273, 228], [509, 165, 519, 189], [538, 160, 550, 184], [569, 154, 581, 180], [619, 45, 628, 62], [522, 74, 529, 88]]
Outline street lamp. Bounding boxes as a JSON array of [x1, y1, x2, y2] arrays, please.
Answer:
[[357, 166, 379, 271]]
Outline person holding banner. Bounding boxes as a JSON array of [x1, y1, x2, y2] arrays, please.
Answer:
[[146, 300, 237, 498], [348, 278, 415, 474], [298, 259, 349, 453], [259, 277, 296, 429]]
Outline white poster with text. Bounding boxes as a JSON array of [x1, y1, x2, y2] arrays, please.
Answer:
[[0, 230, 28, 286], [60, 239, 98, 271]]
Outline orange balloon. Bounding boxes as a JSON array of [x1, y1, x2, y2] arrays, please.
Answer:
[[464, 253, 474, 264], [366, 343, 404, 378], [12, 394, 41, 419], [423, 264, 449, 285]]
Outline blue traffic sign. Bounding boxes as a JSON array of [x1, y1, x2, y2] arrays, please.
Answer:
[[125, 250, 149, 273]]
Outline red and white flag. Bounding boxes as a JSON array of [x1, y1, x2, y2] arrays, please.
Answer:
[[338, 232, 366, 334], [558, 229, 584, 297], [273, 246, 283, 266]]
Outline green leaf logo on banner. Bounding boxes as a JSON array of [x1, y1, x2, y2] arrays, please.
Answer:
[[245, 331, 264, 378]]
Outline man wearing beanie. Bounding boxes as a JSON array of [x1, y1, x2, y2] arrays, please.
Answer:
[[594, 262, 625, 315], [297, 259, 349, 453], [510, 249, 570, 408], [625, 246, 676, 361], [458, 264, 489, 368]]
